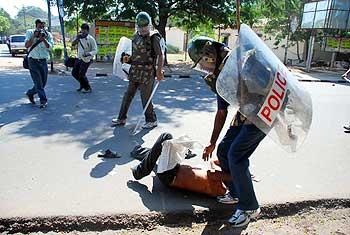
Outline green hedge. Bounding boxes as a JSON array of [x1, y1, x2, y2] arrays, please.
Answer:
[[52, 45, 73, 60], [52, 45, 64, 59], [166, 44, 180, 54]]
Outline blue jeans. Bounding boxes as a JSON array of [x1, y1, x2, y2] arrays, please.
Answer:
[[217, 124, 266, 210], [27, 58, 48, 104]]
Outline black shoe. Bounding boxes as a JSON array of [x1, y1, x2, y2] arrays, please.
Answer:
[[131, 166, 143, 180], [185, 149, 197, 159], [76, 87, 83, 92], [82, 88, 92, 93], [39, 102, 47, 109], [26, 94, 35, 104], [344, 125, 350, 131]]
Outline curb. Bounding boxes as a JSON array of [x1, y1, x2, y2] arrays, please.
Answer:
[[1, 198, 349, 233], [92, 74, 202, 78], [298, 79, 349, 84], [49, 69, 348, 84]]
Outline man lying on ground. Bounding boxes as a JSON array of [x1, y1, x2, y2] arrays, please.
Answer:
[[130, 132, 231, 197]]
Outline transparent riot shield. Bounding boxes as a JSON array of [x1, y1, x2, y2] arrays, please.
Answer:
[[112, 36, 132, 81], [216, 24, 313, 152]]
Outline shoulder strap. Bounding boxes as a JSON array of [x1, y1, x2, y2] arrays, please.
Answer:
[[150, 31, 163, 58], [27, 40, 42, 55], [79, 39, 85, 50]]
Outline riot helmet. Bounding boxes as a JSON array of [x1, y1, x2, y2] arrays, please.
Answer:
[[136, 12, 152, 36], [188, 36, 219, 69]]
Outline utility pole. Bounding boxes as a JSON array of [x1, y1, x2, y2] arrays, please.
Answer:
[[76, 10, 79, 35], [23, 5, 26, 29], [236, 0, 241, 32], [57, 0, 68, 70], [284, 20, 291, 65], [47, 0, 54, 72]]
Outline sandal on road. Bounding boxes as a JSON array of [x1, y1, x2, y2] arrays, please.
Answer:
[[97, 149, 121, 158]]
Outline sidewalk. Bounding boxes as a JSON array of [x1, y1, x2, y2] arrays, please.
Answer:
[[52, 59, 204, 78], [54, 60, 347, 83]]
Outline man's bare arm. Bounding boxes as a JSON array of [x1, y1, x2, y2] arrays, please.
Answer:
[[203, 109, 228, 161], [156, 53, 164, 81]]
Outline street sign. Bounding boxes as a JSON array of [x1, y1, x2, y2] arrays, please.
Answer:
[[94, 20, 135, 61]]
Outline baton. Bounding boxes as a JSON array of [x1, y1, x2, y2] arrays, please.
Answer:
[[132, 80, 160, 135]]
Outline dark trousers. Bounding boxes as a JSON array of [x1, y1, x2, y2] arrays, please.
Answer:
[[132, 133, 175, 184], [27, 58, 48, 104], [217, 124, 266, 210], [72, 59, 92, 90], [118, 79, 157, 122]]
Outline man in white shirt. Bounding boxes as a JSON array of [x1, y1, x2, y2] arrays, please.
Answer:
[[71, 23, 98, 93], [25, 19, 54, 108]]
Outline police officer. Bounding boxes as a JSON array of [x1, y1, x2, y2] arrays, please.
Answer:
[[112, 12, 164, 129], [188, 37, 266, 227]]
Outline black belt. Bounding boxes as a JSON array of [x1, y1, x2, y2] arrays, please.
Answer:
[[29, 58, 46, 62]]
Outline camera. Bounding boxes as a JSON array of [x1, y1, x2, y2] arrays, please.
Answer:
[[35, 29, 48, 38], [78, 33, 88, 39]]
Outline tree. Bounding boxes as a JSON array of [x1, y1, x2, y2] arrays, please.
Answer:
[[11, 6, 49, 33], [64, 0, 117, 23], [240, 0, 261, 28], [0, 8, 12, 35], [260, 0, 308, 60], [64, 0, 234, 42], [0, 16, 10, 34], [64, 16, 84, 38]]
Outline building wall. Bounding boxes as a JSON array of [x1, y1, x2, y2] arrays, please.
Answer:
[[219, 28, 305, 62], [165, 27, 185, 52], [264, 37, 305, 62]]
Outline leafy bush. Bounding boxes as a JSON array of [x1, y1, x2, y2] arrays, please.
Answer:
[[166, 44, 180, 54], [52, 45, 63, 59]]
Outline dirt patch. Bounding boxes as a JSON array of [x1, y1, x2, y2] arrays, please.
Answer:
[[1, 198, 349, 234]]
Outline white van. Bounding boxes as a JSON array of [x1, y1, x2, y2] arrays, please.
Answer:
[[10, 35, 26, 57]]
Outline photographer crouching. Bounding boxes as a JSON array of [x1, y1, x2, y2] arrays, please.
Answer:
[[25, 19, 54, 108], [71, 23, 97, 93]]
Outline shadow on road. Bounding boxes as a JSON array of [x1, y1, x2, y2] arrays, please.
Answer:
[[84, 126, 151, 178], [0, 70, 215, 141], [0, 69, 216, 181], [127, 176, 235, 217]]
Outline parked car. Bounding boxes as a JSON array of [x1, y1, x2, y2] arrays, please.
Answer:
[[9, 35, 27, 56]]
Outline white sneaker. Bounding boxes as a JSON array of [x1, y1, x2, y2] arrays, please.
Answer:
[[228, 208, 261, 228], [217, 192, 239, 204], [142, 121, 157, 129], [111, 118, 126, 126]]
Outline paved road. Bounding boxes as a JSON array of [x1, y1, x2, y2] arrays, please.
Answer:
[[0, 55, 349, 219]]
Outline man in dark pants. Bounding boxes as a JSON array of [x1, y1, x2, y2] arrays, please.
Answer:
[[111, 12, 164, 129], [24, 19, 54, 108], [188, 36, 267, 227], [71, 23, 97, 93], [131, 133, 230, 197]]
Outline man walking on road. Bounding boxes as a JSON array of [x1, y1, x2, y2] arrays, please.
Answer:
[[25, 19, 54, 108], [71, 23, 98, 93], [112, 12, 164, 129]]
